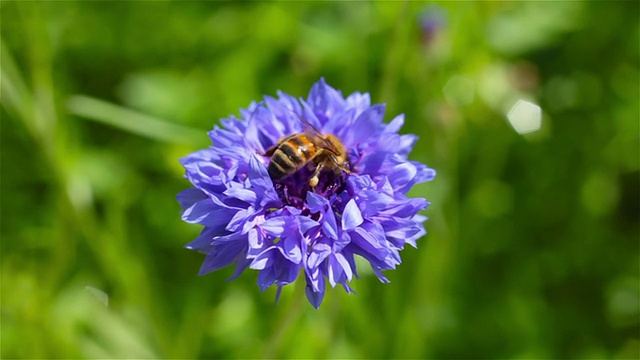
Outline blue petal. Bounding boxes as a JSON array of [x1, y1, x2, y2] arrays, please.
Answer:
[[353, 226, 384, 251], [322, 211, 338, 240], [247, 228, 265, 257], [306, 238, 331, 269], [345, 91, 371, 113], [351, 224, 388, 262], [260, 217, 286, 236], [246, 106, 279, 151], [182, 199, 236, 228], [388, 162, 417, 191], [414, 162, 437, 184], [384, 114, 404, 134], [333, 230, 351, 253], [263, 95, 289, 126], [327, 255, 344, 287], [306, 192, 329, 213], [275, 261, 300, 286], [405, 226, 426, 248], [225, 208, 253, 232], [299, 216, 320, 233], [250, 247, 276, 270], [341, 247, 359, 279], [384, 218, 424, 247], [224, 187, 257, 204], [372, 266, 390, 283], [279, 232, 302, 264], [258, 267, 276, 291], [177, 188, 207, 210], [228, 256, 251, 281], [343, 104, 385, 147], [398, 134, 418, 154], [357, 150, 391, 176], [198, 239, 246, 275], [305, 265, 323, 292], [323, 107, 356, 135], [327, 253, 353, 288], [305, 282, 325, 310], [360, 191, 394, 217], [342, 199, 363, 231], [347, 174, 375, 192], [185, 227, 217, 251], [276, 90, 303, 116], [335, 252, 353, 281], [248, 153, 273, 191], [307, 78, 345, 122], [381, 198, 429, 218]]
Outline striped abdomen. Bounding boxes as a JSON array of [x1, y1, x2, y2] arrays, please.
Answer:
[[268, 134, 317, 179]]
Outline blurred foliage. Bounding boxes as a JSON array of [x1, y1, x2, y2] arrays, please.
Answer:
[[1, 1, 638, 359]]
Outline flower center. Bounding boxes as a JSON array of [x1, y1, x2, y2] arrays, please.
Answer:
[[272, 164, 349, 209]]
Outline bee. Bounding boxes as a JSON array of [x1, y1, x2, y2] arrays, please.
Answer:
[[262, 114, 351, 188]]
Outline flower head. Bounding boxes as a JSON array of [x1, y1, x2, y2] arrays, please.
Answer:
[[419, 4, 448, 44], [178, 79, 435, 308]]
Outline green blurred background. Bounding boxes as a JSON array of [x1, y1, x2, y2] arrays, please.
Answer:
[[2, 1, 638, 359]]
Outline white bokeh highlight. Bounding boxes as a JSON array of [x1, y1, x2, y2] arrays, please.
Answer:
[[506, 99, 542, 134]]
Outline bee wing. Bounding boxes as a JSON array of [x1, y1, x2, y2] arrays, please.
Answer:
[[288, 109, 321, 133], [307, 130, 340, 155], [290, 111, 341, 155]]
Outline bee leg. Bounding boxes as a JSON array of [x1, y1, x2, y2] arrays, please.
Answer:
[[330, 156, 352, 175], [309, 163, 325, 188]]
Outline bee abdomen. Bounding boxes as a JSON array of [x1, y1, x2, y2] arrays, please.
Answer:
[[268, 144, 302, 179]]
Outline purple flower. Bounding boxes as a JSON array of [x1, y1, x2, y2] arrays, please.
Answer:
[[419, 4, 448, 44], [178, 79, 435, 308]]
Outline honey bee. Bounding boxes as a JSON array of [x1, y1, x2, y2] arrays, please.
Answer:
[[262, 114, 351, 188]]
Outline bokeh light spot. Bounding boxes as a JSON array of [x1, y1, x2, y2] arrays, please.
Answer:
[[506, 99, 542, 134], [442, 75, 475, 106]]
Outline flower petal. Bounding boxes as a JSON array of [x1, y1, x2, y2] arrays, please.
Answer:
[[307, 77, 345, 122], [198, 239, 247, 275], [343, 104, 385, 146], [306, 238, 331, 269], [342, 199, 363, 231], [225, 207, 254, 232], [279, 231, 302, 264], [335, 252, 353, 281], [224, 187, 257, 204], [177, 188, 207, 210], [257, 266, 276, 291], [322, 211, 338, 240], [306, 192, 329, 213], [388, 162, 418, 191], [250, 247, 276, 270], [260, 217, 286, 236], [327, 255, 344, 287], [182, 199, 236, 228], [185, 227, 217, 251], [305, 279, 326, 310], [384, 114, 404, 134], [247, 228, 265, 258]]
